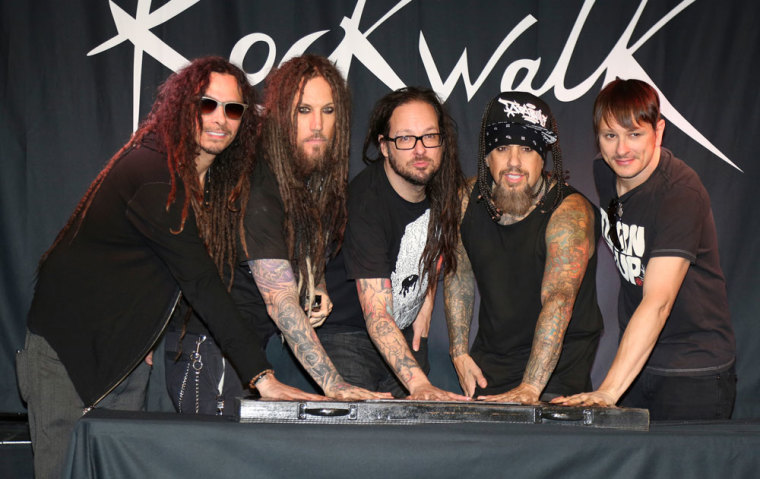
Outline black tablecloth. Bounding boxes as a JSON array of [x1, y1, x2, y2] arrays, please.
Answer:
[[65, 409, 760, 478]]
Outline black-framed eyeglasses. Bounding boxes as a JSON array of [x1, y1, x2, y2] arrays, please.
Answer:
[[606, 197, 623, 250], [385, 133, 443, 150], [200, 96, 248, 121]]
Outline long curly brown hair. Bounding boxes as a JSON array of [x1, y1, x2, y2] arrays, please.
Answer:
[[362, 87, 466, 291], [259, 55, 350, 305], [42, 57, 260, 285]]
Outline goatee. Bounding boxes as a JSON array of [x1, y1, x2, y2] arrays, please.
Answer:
[[493, 182, 533, 217], [492, 171, 544, 217], [388, 148, 436, 186]]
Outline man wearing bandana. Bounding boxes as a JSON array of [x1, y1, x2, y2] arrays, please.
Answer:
[[444, 91, 603, 403]]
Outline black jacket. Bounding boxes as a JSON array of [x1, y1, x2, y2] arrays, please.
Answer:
[[27, 136, 270, 406]]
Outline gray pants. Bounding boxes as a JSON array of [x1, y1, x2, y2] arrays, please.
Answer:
[[16, 331, 150, 478]]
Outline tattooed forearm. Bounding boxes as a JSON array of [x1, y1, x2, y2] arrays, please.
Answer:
[[444, 181, 476, 359], [524, 294, 572, 388], [523, 194, 594, 390], [444, 237, 475, 358], [250, 259, 343, 391], [356, 278, 422, 386]]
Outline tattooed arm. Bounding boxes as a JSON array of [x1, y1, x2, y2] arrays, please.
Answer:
[[250, 259, 391, 400], [479, 193, 595, 404], [356, 278, 468, 401], [444, 234, 485, 397], [443, 180, 486, 397]]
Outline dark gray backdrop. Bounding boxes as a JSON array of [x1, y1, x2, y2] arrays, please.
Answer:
[[2, 0, 758, 417]]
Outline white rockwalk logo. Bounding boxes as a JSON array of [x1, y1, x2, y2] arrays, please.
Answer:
[[87, 0, 740, 171]]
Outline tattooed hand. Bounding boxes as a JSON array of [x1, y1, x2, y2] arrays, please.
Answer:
[[251, 259, 355, 397], [406, 382, 470, 402], [255, 373, 327, 401], [327, 381, 393, 401], [478, 382, 541, 405]]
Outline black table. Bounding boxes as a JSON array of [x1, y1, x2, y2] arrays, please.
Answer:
[[65, 409, 760, 478]]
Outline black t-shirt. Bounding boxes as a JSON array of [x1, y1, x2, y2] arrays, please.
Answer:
[[323, 160, 431, 332], [240, 159, 290, 263], [233, 159, 291, 340], [461, 181, 603, 396], [174, 159, 288, 342], [594, 148, 735, 374]]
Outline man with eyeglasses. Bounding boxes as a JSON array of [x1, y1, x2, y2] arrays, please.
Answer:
[[16, 57, 315, 478], [552, 79, 736, 420], [444, 91, 603, 404], [316, 87, 469, 400]]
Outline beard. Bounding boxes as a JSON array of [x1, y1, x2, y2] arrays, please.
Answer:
[[295, 137, 331, 179], [492, 169, 542, 217], [387, 147, 438, 186]]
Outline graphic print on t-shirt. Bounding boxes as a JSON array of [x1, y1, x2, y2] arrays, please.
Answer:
[[601, 207, 646, 286], [391, 209, 430, 329]]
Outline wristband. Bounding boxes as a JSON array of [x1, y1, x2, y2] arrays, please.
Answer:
[[249, 369, 274, 390]]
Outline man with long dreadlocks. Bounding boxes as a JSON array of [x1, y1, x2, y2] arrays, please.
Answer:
[[232, 55, 390, 400], [317, 87, 469, 400], [444, 91, 603, 403], [15, 57, 312, 478]]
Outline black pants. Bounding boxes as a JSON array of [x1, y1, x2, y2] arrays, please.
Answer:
[[318, 327, 429, 398], [620, 366, 737, 421], [164, 330, 245, 416]]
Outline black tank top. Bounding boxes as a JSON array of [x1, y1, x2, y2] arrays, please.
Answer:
[[461, 182, 603, 396]]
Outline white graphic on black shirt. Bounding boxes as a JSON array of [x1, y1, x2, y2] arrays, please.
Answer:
[[601, 207, 646, 286], [391, 210, 430, 329]]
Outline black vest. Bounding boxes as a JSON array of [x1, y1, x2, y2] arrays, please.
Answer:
[[461, 182, 603, 396]]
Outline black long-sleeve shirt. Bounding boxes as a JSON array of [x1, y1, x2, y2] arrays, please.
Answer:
[[28, 136, 270, 406]]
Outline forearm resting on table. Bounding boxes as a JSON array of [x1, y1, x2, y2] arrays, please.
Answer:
[[249, 259, 344, 393], [357, 278, 430, 391], [593, 295, 673, 401], [521, 292, 574, 395], [565, 256, 688, 403]]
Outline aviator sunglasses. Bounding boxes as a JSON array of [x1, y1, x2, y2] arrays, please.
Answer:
[[200, 96, 248, 120]]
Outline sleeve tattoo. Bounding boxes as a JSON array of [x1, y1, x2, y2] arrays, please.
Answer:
[[356, 278, 421, 385], [250, 259, 342, 391], [444, 181, 476, 358], [523, 193, 595, 390], [444, 232, 475, 358]]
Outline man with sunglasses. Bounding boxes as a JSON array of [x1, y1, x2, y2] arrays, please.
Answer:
[[552, 79, 736, 420], [16, 57, 316, 478], [165, 55, 388, 405], [444, 91, 603, 404], [316, 87, 469, 400]]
